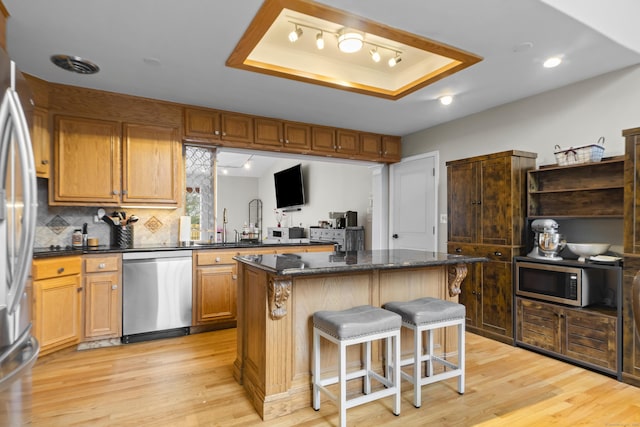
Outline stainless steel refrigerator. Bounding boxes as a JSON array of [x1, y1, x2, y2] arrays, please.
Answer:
[[0, 46, 39, 425]]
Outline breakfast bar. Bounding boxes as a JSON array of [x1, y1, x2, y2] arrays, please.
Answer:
[[232, 249, 486, 420]]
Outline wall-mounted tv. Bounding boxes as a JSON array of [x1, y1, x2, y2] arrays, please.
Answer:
[[274, 163, 305, 211]]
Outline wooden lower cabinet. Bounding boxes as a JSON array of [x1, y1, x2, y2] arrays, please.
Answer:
[[516, 297, 618, 375], [32, 256, 83, 356], [449, 243, 515, 344], [83, 254, 122, 340], [622, 256, 640, 386], [193, 245, 334, 328]]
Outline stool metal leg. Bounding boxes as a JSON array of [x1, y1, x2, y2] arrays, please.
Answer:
[[313, 327, 321, 410], [364, 340, 371, 395], [413, 325, 422, 408], [339, 341, 347, 427], [427, 328, 434, 377], [392, 333, 401, 416], [458, 322, 465, 394]]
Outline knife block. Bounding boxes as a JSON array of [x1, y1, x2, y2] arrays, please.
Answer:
[[111, 225, 134, 248]]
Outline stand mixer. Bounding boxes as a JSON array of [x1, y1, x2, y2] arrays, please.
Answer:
[[528, 219, 566, 260]]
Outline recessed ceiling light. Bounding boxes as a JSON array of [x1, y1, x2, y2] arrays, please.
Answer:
[[543, 56, 562, 68], [439, 95, 453, 105]]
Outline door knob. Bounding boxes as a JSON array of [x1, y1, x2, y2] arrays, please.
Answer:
[[392, 234, 398, 239]]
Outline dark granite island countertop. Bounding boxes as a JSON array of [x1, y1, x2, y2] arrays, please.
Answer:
[[234, 249, 487, 277], [233, 249, 486, 421]]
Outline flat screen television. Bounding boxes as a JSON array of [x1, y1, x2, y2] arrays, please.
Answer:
[[274, 164, 305, 211]]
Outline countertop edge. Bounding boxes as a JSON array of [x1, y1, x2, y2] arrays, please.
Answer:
[[234, 253, 488, 276]]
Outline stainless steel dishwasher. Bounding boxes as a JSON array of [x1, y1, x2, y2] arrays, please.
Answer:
[[122, 250, 193, 343]]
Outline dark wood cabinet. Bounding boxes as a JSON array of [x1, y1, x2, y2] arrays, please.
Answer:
[[516, 297, 618, 375], [622, 255, 640, 386], [624, 128, 640, 254], [447, 150, 536, 344]]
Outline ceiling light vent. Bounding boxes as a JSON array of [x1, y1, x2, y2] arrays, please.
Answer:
[[50, 54, 100, 74]]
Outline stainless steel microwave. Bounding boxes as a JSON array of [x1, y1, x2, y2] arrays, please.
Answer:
[[515, 261, 604, 307]]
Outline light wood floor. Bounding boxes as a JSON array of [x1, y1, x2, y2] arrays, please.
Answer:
[[6, 329, 640, 427]]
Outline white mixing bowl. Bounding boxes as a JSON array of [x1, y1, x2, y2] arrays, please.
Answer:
[[566, 243, 611, 258]]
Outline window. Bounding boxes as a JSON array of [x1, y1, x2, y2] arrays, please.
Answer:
[[185, 145, 216, 242]]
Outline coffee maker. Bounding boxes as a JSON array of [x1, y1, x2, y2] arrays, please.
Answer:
[[528, 219, 565, 260]]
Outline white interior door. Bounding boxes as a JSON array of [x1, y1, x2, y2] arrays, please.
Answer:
[[389, 152, 438, 251]]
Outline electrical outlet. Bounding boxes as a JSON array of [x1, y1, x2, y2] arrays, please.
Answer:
[[440, 214, 447, 224]]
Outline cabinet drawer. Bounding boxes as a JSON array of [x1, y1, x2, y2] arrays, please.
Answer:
[[447, 243, 513, 262], [32, 256, 82, 280], [196, 250, 239, 266], [84, 254, 121, 273]]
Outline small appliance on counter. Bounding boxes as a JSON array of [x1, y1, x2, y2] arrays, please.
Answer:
[[528, 218, 565, 260], [265, 226, 309, 244]]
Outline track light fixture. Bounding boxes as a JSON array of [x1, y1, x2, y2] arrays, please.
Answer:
[[316, 32, 325, 50], [370, 48, 381, 63], [286, 21, 403, 66], [388, 53, 402, 67], [288, 25, 303, 43]]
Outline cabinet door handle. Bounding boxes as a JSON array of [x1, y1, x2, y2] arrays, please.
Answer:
[[99, 263, 106, 269], [57, 267, 65, 274], [77, 287, 83, 292], [214, 130, 220, 136], [494, 251, 502, 257], [215, 257, 221, 262], [113, 190, 119, 195], [112, 285, 118, 290], [222, 132, 227, 137], [392, 234, 398, 239], [42, 159, 49, 165], [455, 247, 462, 253], [285, 139, 289, 144], [232, 275, 237, 280]]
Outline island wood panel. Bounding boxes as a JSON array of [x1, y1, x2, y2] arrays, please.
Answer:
[[235, 262, 459, 420]]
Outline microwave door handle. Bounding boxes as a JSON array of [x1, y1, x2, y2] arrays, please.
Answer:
[[2, 87, 38, 315]]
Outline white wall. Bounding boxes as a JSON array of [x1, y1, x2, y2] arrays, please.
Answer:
[[402, 64, 640, 252], [256, 158, 373, 243]]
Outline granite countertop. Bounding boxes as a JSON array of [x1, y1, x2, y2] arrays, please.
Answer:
[[32, 241, 333, 259], [234, 249, 488, 276]]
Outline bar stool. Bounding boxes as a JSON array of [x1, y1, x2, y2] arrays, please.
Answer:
[[312, 305, 402, 426], [383, 297, 465, 408]]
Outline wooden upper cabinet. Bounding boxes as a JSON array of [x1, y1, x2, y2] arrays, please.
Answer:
[[360, 133, 382, 159], [184, 107, 253, 146], [336, 130, 359, 155], [283, 122, 311, 151], [311, 126, 336, 153], [184, 107, 221, 140], [52, 116, 121, 205], [447, 151, 536, 247], [381, 135, 401, 162], [623, 127, 640, 253], [220, 112, 254, 145], [52, 115, 182, 207], [122, 123, 181, 206], [254, 117, 284, 147], [32, 107, 50, 178]]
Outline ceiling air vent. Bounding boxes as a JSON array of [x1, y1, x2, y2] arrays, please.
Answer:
[[50, 54, 100, 74]]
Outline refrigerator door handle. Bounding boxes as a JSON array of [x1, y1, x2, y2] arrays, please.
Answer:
[[0, 325, 39, 390], [0, 82, 37, 315]]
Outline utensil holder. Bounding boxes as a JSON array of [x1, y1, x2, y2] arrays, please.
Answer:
[[112, 225, 134, 248]]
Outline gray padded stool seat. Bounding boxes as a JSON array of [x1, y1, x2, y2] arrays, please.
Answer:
[[312, 305, 402, 427], [383, 297, 465, 408]]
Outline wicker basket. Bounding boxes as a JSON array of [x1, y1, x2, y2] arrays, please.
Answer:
[[554, 137, 605, 166]]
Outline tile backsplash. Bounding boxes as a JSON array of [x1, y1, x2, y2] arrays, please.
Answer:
[[35, 179, 186, 248]]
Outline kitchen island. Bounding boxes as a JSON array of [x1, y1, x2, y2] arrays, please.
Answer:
[[232, 249, 486, 420]]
